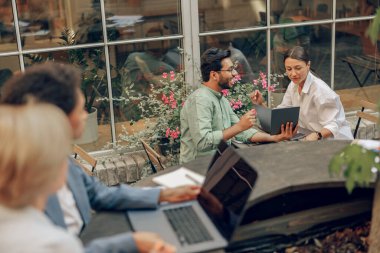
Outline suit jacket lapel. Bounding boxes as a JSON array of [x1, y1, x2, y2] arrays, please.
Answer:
[[67, 163, 91, 225]]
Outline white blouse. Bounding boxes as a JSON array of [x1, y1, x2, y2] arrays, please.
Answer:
[[278, 72, 353, 140]]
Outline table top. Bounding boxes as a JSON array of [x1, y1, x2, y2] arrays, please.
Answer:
[[137, 140, 353, 207]]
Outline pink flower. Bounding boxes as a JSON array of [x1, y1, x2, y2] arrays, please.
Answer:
[[165, 128, 171, 138], [171, 100, 177, 109], [162, 72, 168, 78], [260, 72, 266, 80], [253, 79, 258, 85], [162, 94, 169, 104], [170, 71, 175, 81], [181, 101, 185, 107], [261, 79, 267, 89], [268, 85, 276, 92], [221, 89, 229, 96]]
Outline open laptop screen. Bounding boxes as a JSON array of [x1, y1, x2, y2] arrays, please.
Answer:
[[198, 151, 257, 240]]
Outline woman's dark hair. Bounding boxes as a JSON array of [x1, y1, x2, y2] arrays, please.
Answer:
[[201, 47, 231, 82], [283, 46, 310, 64], [0, 62, 82, 115]]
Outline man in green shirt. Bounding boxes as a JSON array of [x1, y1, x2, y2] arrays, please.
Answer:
[[180, 48, 297, 164]]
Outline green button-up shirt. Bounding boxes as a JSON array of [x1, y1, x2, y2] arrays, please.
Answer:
[[180, 85, 257, 164]]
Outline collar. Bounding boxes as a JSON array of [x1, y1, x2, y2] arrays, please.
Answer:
[[300, 72, 313, 94], [201, 84, 223, 99]]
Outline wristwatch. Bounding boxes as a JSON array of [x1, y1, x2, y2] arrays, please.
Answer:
[[316, 131, 323, 140]]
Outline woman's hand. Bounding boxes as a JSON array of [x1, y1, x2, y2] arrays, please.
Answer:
[[133, 232, 176, 253], [249, 90, 264, 105], [159, 185, 201, 203]]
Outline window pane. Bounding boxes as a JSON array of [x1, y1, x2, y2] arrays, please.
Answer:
[[17, 0, 103, 50], [334, 20, 380, 111], [105, 0, 181, 41], [271, 24, 332, 106], [200, 32, 266, 82], [198, 0, 266, 32], [23, 47, 112, 151], [271, 0, 332, 25], [336, 0, 379, 18], [0, 1, 17, 52], [0, 56, 20, 97], [109, 39, 182, 139]]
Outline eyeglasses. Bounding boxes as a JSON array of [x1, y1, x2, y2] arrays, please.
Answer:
[[218, 67, 237, 74]]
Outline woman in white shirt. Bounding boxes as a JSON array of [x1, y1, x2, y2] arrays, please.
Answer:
[[251, 46, 353, 141], [0, 103, 83, 253]]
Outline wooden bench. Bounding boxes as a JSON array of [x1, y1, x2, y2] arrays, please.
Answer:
[[341, 55, 380, 87], [73, 144, 97, 176]]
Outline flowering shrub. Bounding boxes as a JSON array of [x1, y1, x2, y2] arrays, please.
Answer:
[[119, 69, 193, 159], [223, 71, 284, 117]]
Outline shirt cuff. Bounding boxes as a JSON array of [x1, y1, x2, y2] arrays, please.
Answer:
[[212, 130, 224, 146], [322, 124, 339, 138]]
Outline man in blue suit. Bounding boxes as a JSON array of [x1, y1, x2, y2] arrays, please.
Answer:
[[1, 62, 200, 253]]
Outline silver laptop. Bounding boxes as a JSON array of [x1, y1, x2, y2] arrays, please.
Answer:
[[254, 105, 300, 135], [127, 142, 258, 253]]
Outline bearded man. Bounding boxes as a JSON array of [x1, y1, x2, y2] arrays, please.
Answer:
[[180, 48, 295, 163]]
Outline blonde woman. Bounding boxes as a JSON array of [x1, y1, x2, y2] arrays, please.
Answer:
[[0, 103, 83, 253]]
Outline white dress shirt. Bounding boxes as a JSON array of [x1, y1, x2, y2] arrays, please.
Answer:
[[278, 72, 353, 140], [56, 184, 84, 235]]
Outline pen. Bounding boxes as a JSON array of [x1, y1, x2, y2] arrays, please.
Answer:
[[185, 173, 202, 185]]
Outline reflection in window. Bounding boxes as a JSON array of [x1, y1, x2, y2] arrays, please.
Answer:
[[200, 32, 266, 83], [198, 0, 266, 31], [0, 0, 16, 51], [109, 39, 182, 133], [336, 0, 379, 18], [334, 20, 380, 111], [0, 56, 19, 99], [23, 47, 111, 151], [271, 0, 332, 24], [105, 0, 181, 41], [17, 0, 103, 49]]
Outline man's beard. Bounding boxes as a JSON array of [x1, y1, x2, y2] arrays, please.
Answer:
[[218, 79, 231, 90]]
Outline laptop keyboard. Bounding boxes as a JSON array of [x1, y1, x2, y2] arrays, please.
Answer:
[[163, 206, 213, 245]]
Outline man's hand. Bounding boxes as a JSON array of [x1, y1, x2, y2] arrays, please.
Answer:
[[159, 185, 201, 203], [238, 110, 256, 131], [133, 232, 176, 253], [250, 90, 264, 105], [273, 122, 298, 142]]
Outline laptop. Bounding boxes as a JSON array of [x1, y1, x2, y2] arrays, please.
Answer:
[[254, 105, 300, 135], [127, 141, 258, 253]]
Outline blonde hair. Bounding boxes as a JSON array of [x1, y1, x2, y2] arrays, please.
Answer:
[[0, 103, 72, 208]]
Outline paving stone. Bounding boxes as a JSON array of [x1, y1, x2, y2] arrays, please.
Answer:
[[122, 155, 140, 183], [94, 163, 108, 184], [114, 159, 128, 184], [104, 160, 119, 186]]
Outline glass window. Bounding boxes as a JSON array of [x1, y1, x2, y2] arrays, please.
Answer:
[[200, 31, 267, 83], [0, 0, 17, 52], [0, 56, 20, 99], [23, 47, 111, 151], [334, 20, 380, 111], [105, 0, 181, 41], [336, 0, 379, 18], [198, 0, 266, 32], [109, 39, 183, 137], [271, 24, 332, 106], [17, 0, 103, 50], [271, 0, 332, 25]]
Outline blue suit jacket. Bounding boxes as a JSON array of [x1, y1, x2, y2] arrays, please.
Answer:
[[45, 159, 161, 253]]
